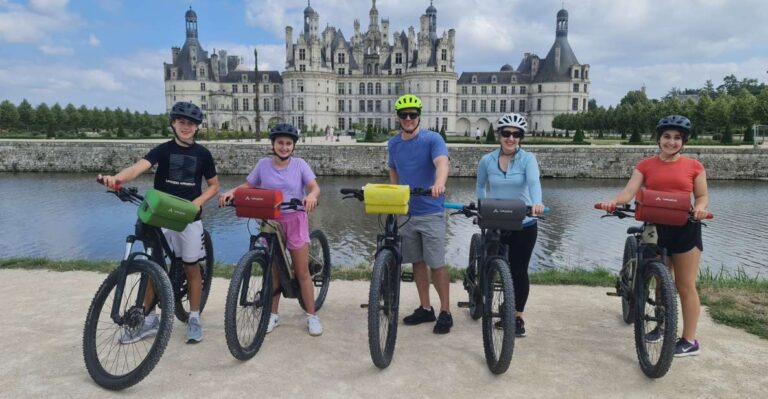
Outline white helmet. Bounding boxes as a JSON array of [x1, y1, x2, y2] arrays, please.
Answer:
[[497, 113, 527, 134]]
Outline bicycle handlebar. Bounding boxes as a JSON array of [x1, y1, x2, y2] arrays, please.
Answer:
[[96, 177, 143, 204], [444, 202, 550, 218], [340, 186, 435, 201], [593, 203, 714, 220]]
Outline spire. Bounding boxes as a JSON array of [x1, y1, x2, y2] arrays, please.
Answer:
[[185, 6, 198, 39], [426, 0, 437, 41], [556, 8, 568, 37], [369, 0, 379, 30]]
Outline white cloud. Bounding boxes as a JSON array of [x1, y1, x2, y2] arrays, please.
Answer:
[[29, 0, 69, 14], [88, 34, 100, 47], [38, 44, 74, 56], [0, 0, 79, 43]]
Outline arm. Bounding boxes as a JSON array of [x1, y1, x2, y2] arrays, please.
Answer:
[[475, 157, 488, 199], [303, 179, 321, 213], [389, 168, 399, 184], [98, 159, 152, 190], [431, 155, 449, 197], [692, 170, 709, 220], [218, 181, 255, 207], [526, 155, 545, 216], [598, 169, 644, 211], [193, 175, 220, 210]]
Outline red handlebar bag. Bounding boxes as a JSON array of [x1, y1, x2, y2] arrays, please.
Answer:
[[634, 189, 690, 226], [234, 188, 283, 219]]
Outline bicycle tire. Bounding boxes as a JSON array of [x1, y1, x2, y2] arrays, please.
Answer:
[[82, 259, 174, 390], [368, 249, 400, 369], [299, 229, 332, 312], [224, 250, 272, 360], [481, 258, 516, 374], [634, 260, 677, 378], [467, 233, 483, 320], [173, 229, 215, 323], [621, 236, 638, 324]]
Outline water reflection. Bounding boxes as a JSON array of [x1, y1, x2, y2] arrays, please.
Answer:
[[1, 173, 766, 276]]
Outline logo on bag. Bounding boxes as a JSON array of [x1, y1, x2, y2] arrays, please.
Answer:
[[656, 196, 677, 203], [245, 196, 263, 201]]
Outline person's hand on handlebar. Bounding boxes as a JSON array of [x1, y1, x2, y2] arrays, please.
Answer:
[[303, 192, 318, 213], [597, 200, 618, 213], [431, 183, 445, 198], [218, 189, 236, 207], [691, 206, 709, 221], [531, 203, 546, 216], [97, 174, 121, 191]]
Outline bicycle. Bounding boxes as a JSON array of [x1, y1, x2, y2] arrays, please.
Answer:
[[595, 203, 712, 378], [223, 190, 331, 360], [446, 199, 548, 374], [83, 179, 214, 390], [340, 184, 433, 369]]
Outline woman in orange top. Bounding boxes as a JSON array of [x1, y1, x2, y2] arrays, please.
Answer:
[[598, 115, 710, 357]]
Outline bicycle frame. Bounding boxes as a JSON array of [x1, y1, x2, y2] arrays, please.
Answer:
[[624, 224, 667, 298]]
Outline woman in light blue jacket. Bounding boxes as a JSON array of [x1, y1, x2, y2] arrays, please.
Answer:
[[476, 113, 544, 338]]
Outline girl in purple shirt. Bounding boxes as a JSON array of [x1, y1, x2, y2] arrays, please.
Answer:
[[219, 123, 323, 336]]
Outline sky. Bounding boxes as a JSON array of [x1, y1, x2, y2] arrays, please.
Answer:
[[1, 0, 767, 114]]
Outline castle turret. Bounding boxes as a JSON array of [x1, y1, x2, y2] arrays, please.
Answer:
[[185, 7, 197, 38]]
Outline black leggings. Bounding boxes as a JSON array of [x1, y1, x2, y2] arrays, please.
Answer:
[[500, 223, 538, 313]]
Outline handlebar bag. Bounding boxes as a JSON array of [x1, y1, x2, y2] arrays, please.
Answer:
[[138, 189, 199, 232], [477, 198, 526, 231], [634, 189, 690, 226], [234, 188, 284, 219], [363, 184, 410, 215]]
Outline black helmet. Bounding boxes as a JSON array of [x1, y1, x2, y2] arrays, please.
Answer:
[[169, 101, 203, 124], [269, 123, 300, 142], [656, 115, 691, 142]]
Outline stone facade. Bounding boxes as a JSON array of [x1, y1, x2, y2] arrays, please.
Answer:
[[2, 140, 766, 180], [164, 2, 589, 135]]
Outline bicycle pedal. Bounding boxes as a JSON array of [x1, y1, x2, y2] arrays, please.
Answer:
[[606, 292, 619, 296], [360, 303, 369, 308], [401, 271, 414, 282], [457, 301, 470, 308]]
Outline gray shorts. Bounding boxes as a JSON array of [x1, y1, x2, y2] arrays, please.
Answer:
[[398, 213, 446, 268]]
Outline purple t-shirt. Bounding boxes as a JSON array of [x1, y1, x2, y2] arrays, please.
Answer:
[[246, 157, 316, 202]]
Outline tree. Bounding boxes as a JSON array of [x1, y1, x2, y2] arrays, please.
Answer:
[[17, 99, 34, 131], [78, 105, 92, 132], [90, 107, 104, 132], [755, 87, 768, 124], [439, 125, 447, 141], [102, 107, 115, 131], [364, 124, 374, 141], [50, 103, 66, 133], [484, 123, 495, 144], [702, 80, 716, 98], [34, 103, 53, 136], [721, 124, 733, 144], [64, 103, 79, 133], [619, 90, 649, 107], [572, 128, 586, 143], [0, 100, 19, 130], [732, 89, 757, 135]]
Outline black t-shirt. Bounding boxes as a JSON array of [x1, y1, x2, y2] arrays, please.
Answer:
[[144, 140, 217, 201]]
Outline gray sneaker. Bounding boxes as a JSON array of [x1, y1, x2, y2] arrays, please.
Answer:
[[186, 316, 203, 344], [119, 313, 159, 345]]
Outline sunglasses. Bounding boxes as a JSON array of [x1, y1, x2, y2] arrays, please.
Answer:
[[499, 130, 524, 138], [397, 112, 420, 120]]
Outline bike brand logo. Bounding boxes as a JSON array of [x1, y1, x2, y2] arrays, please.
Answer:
[[245, 196, 264, 201], [655, 196, 678, 203], [492, 209, 516, 214]]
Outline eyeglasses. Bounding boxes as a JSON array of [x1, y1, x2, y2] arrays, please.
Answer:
[[397, 112, 420, 120], [499, 130, 524, 138]]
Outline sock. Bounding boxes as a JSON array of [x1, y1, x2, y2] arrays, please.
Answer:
[[190, 311, 200, 320]]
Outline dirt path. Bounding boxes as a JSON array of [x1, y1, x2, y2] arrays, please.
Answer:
[[1, 269, 765, 398]]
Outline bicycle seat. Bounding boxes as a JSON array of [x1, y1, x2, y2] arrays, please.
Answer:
[[626, 226, 643, 235]]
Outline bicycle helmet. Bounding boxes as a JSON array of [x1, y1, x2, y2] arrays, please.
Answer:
[[497, 113, 528, 134], [394, 94, 423, 112], [269, 123, 300, 142], [169, 101, 203, 124], [656, 115, 691, 142]]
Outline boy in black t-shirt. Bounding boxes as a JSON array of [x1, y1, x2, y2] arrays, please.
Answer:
[[99, 102, 219, 344]]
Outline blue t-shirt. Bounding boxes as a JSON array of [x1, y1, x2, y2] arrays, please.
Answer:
[[476, 147, 542, 225], [387, 129, 449, 216]]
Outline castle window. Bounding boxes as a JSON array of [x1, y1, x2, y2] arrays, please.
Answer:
[[298, 98, 304, 111], [461, 86, 467, 95], [491, 75, 497, 83], [471, 100, 476, 113], [299, 49, 306, 61], [441, 49, 447, 61], [441, 65, 446, 72], [537, 98, 542, 111], [243, 84, 248, 93], [200, 82, 205, 91], [460, 100, 467, 113], [359, 100, 364, 112], [338, 53, 345, 64], [538, 84, 542, 93], [367, 83, 373, 95], [359, 82, 365, 94], [500, 100, 506, 113], [274, 98, 281, 111], [520, 86, 527, 94], [299, 64, 306, 72], [443, 80, 448, 93], [491, 100, 496, 113], [501, 86, 507, 95], [436, 80, 440, 93], [395, 53, 402, 64], [471, 86, 476, 95], [375, 83, 381, 95], [199, 67, 205, 77], [243, 100, 249, 111], [574, 69, 580, 79], [519, 99, 526, 112], [584, 84, 588, 93], [572, 98, 579, 111], [481, 86, 487, 95], [443, 98, 448, 112], [480, 100, 487, 113], [573, 83, 579, 93], [491, 86, 496, 95], [338, 68, 345, 75], [338, 100, 345, 112], [263, 74, 269, 82], [232, 84, 237, 93], [263, 98, 270, 111], [471, 75, 477, 83], [338, 83, 345, 95], [298, 79, 304, 92], [395, 68, 402, 75]]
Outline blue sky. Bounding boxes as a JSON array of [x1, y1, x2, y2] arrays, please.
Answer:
[[1, 0, 766, 114]]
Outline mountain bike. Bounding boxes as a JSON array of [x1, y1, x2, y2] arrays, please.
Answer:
[[83, 179, 214, 390], [340, 185, 433, 369], [595, 203, 712, 378], [224, 196, 331, 360], [446, 199, 548, 374]]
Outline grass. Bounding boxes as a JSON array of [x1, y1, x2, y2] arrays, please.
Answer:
[[2, 257, 765, 339]]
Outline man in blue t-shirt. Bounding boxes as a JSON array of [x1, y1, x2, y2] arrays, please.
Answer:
[[387, 94, 452, 334]]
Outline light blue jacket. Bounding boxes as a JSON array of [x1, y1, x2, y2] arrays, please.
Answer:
[[476, 147, 543, 226]]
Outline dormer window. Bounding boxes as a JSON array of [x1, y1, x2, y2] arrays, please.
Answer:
[[471, 75, 477, 84], [491, 75, 497, 84], [241, 74, 248, 83], [262, 74, 269, 83]]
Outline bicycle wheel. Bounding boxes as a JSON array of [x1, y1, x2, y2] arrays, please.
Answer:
[[368, 249, 400, 369], [82, 259, 174, 390], [466, 233, 483, 320], [634, 260, 677, 378], [620, 236, 638, 324], [173, 230, 215, 323], [299, 229, 332, 312], [224, 250, 272, 360], [481, 258, 516, 374]]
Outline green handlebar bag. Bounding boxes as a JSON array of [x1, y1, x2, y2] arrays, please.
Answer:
[[137, 189, 199, 232]]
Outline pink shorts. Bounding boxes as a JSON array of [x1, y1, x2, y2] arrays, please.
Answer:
[[277, 211, 310, 250]]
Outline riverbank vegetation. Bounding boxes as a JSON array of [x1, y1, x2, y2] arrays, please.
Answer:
[[2, 257, 765, 339]]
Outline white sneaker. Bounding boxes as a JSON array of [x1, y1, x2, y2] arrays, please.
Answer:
[[266, 313, 280, 333], [307, 314, 323, 336]]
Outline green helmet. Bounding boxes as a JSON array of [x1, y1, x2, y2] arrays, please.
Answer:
[[394, 94, 423, 112]]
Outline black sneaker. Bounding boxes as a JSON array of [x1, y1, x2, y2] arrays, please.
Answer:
[[515, 317, 526, 337], [674, 338, 700, 357], [403, 306, 436, 325], [645, 326, 662, 343], [433, 311, 453, 334]]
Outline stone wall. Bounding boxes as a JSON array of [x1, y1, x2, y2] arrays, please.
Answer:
[[1, 140, 766, 179]]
